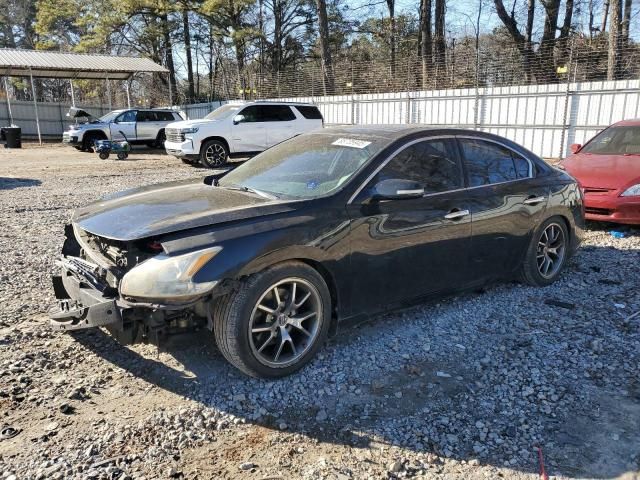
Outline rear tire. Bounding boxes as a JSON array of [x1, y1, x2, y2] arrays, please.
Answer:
[[520, 217, 569, 286], [117, 152, 127, 160], [213, 261, 331, 378], [200, 139, 228, 168]]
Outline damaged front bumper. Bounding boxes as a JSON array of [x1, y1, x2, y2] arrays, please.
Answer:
[[50, 254, 217, 345], [50, 256, 132, 339]]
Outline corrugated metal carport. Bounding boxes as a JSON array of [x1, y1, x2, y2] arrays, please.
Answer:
[[0, 48, 169, 143]]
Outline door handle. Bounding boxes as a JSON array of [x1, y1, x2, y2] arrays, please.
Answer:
[[444, 209, 470, 220], [523, 196, 546, 205]]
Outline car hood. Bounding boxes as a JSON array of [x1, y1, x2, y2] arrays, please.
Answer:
[[167, 119, 216, 129], [562, 153, 640, 189], [72, 178, 295, 241], [68, 121, 107, 131]]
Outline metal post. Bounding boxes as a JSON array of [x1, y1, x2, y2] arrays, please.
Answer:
[[29, 70, 42, 145], [125, 81, 131, 109], [4, 76, 13, 125], [69, 79, 75, 106], [106, 78, 112, 111], [559, 39, 576, 159]]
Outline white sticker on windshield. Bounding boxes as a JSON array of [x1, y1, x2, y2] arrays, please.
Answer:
[[332, 138, 372, 149]]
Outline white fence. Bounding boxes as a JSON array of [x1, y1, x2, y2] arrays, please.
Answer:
[[2, 79, 639, 158], [272, 79, 640, 158]]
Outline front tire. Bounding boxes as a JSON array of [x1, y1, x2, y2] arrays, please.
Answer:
[[82, 133, 104, 153], [200, 139, 229, 168], [520, 217, 569, 286], [213, 262, 331, 378]]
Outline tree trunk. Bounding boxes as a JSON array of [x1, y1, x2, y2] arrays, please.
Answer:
[[434, 0, 446, 73], [182, 7, 195, 103], [607, 0, 622, 80], [315, 0, 335, 94], [386, 0, 396, 76], [538, 0, 561, 82], [588, 0, 595, 39], [525, 0, 535, 82], [160, 12, 177, 103], [272, 0, 282, 73], [560, 0, 574, 38], [419, 0, 432, 88], [621, 0, 632, 46], [601, 0, 610, 32]]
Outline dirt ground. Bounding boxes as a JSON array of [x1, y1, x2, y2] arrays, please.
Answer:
[[0, 143, 639, 480]]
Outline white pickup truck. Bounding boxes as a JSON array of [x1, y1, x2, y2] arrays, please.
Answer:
[[164, 101, 324, 167]]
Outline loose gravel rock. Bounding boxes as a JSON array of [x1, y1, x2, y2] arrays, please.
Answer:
[[1, 145, 639, 479]]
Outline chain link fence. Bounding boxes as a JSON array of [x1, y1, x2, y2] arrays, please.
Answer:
[[211, 38, 640, 100]]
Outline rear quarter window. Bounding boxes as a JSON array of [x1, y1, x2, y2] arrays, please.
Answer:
[[155, 111, 176, 121], [294, 106, 323, 120]]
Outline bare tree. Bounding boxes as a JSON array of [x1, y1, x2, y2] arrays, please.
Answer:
[[601, 0, 610, 31], [315, 0, 334, 93], [419, 0, 432, 87], [385, 0, 396, 75], [607, 0, 622, 79], [434, 0, 445, 69], [621, 0, 632, 45], [182, 6, 195, 103]]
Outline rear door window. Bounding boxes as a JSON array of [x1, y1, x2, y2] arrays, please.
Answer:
[[295, 105, 323, 120], [155, 111, 176, 121], [459, 139, 530, 187], [261, 105, 296, 121], [136, 111, 156, 122]]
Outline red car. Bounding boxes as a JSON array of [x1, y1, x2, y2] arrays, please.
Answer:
[[561, 119, 640, 225]]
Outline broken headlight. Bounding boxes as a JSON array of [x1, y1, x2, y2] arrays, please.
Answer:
[[119, 246, 221, 302]]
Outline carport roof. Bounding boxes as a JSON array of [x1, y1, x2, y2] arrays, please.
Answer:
[[0, 48, 168, 80]]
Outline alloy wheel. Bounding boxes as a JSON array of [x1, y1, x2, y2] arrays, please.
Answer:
[[536, 222, 566, 279], [205, 144, 227, 166], [249, 278, 322, 368]]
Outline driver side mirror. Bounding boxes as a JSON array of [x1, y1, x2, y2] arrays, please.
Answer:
[[371, 178, 424, 201], [569, 143, 582, 154], [233, 114, 245, 125]]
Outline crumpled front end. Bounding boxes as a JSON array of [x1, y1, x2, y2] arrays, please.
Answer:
[[49, 224, 214, 345]]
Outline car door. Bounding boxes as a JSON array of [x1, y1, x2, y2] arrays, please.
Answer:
[[457, 136, 549, 279], [262, 105, 297, 147], [110, 110, 137, 141], [346, 137, 472, 314], [135, 111, 156, 140], [230, 105, 267, 152]]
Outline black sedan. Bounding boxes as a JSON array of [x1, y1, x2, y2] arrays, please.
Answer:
[[51, 127, 584, 378]]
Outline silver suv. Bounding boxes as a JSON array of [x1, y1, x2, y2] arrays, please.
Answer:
[[63, 107, 184, 151]]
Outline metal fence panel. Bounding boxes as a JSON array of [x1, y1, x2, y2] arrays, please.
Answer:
[[1, 79, 638, 158], [257, 78, 639, 158]]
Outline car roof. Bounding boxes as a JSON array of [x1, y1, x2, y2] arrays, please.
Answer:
[[227, 100, 316, 107], [315, 125, 502, 141], [613, 118, 640, 126]]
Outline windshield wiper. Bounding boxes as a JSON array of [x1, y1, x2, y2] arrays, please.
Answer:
[[221, 184, 279, 200]]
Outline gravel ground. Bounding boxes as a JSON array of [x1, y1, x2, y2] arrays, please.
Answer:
[[0, 144, 639, 480]]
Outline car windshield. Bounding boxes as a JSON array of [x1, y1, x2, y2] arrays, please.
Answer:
[[219, 132, 388, 199], [98, 111, 121, 123], [205, 104, 242, 120], [582, 126, 640, 155]]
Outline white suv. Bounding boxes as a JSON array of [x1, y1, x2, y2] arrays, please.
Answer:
[[164, 101, 324, 167]]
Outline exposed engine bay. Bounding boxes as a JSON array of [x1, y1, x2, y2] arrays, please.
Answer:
[[51, 224, 213, 345]]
